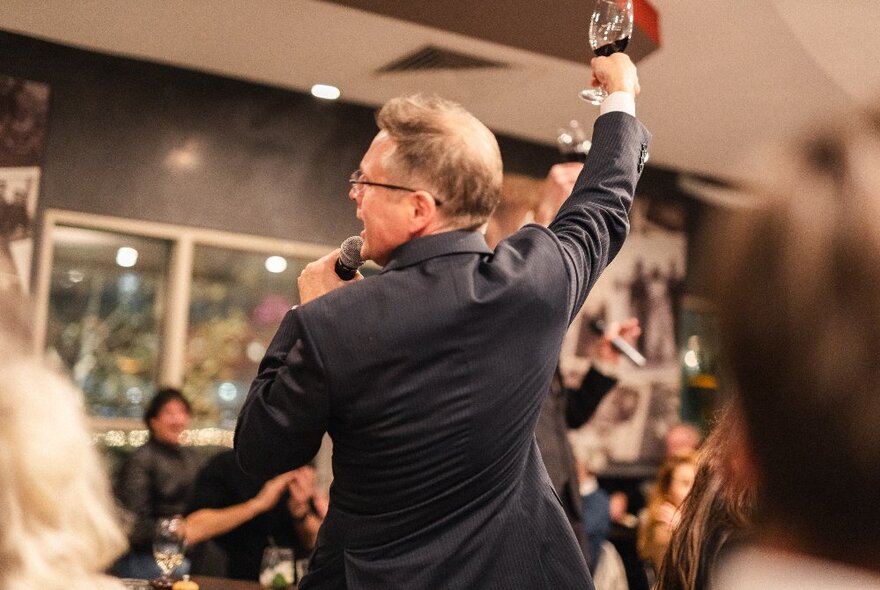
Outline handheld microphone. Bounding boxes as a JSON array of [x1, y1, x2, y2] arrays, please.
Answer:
[[334, 235, 365, 280], [589, 318, 647, 368]]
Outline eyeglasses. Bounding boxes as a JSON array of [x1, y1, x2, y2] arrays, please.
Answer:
[[348, 170, 443, 206]]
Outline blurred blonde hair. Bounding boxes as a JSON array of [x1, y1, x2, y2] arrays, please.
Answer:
[[0, 297, 126, 590], [637, 452, 699, 568]]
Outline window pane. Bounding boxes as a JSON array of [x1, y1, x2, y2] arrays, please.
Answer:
[[184, 246, 311, 429], [47, 226, 169, 418]]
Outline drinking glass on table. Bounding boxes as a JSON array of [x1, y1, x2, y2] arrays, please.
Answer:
[[579, 0, 634, 105], [260, 546, 295, 589], [153, 515, 186, 585]]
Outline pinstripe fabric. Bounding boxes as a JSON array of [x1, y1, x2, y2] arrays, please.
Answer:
[[537, 366, 618, 565], [236, 111, 651, 589]]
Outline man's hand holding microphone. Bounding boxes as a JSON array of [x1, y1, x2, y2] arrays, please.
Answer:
[[297, 235, 365, 305]]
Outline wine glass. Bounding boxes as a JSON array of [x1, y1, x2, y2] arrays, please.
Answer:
[[153, 516, 186, 585], [579, 0, 634, 105], [557, 120, 592, 162]]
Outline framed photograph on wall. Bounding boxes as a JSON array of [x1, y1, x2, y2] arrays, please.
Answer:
[[0, 74, 50, 293], [564, 207, 687, 475]]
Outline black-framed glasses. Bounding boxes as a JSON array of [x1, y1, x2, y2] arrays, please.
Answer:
[[348, 170, 443, 206]]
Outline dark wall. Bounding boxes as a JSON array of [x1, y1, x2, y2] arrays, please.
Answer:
[[0, 31, 561, 247]]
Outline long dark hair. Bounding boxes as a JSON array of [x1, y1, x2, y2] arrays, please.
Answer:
[[655, 401, 757, 590]]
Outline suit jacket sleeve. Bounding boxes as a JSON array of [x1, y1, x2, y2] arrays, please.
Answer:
[[234, 308, 329, 478], [565, 366, 618, 428], [548, 111, 651, 323]]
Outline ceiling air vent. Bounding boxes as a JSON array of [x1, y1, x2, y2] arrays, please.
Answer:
[[377, 45, 509, 73]]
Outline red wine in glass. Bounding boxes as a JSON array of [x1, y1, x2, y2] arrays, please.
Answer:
[[579, 0, 633, 105], [593, 36, 630, 57]]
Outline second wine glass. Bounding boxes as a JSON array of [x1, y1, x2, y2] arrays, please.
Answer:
[[153, 515, 186, 585], [579, 0, 634, 105]]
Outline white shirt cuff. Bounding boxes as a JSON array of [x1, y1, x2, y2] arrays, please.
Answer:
[[600, 91, 636, 117]]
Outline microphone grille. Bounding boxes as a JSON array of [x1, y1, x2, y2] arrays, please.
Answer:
[[339, 235, 365, 269]]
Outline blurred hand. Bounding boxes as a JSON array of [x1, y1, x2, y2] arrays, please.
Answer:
[[312, 492, 330, 518], [287, 465, 317, 513], [536, 163, 584, 225], [609, 491, 629, 523], [594, 317, 641, 364], [298, 249, 362, 305], [251, 470, 298, 514], [589, 53, 640, 96]]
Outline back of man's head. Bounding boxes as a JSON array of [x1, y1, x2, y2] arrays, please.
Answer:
[[708, 105, 880, 570], [376, 94, 503, 231]]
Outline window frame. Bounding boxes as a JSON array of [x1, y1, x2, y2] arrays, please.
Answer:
[[35, 208, 333, 392]]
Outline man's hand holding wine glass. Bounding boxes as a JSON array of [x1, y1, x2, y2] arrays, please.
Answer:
[[590, 52, 640, 98], [580, 0, 635, 104]]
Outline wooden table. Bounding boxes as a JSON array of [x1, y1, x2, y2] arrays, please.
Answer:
[[192, 576, 261, 590]]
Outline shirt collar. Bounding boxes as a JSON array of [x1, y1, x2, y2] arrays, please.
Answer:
[[381, 230, 492, 273]]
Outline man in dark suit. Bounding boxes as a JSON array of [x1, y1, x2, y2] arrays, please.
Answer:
[[537, 318, 639, 571], [235, 53, 650, 589]]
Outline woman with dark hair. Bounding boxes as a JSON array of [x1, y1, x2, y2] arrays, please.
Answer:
[[655, 401, 757, 590], [114, 388, 200, 579]]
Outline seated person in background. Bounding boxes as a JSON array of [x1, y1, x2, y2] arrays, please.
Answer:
[[114, 388, 200, 579], [655, 399, 757, 590], [0, 295, 128, 590], [186, 449, 328, 581], [637, 451, 697, 573]]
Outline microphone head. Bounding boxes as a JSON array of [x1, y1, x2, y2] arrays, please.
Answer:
[[588, 318, 606, 335], [339, 235, 365, 270]]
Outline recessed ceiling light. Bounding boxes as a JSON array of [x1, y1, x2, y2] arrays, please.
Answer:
[[265, 256, 288, 273], [311, 84, 341, 100], [116, 247, 138, 268]]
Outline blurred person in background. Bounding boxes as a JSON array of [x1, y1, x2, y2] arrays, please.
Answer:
[[637, 452, 697, 574], [0, 295, 127, 590], [574, 448, 612, 574], [664, 423, 702, 459], [706, 104, 880, 588], [655, 399, 757, 590], [186, 451, 327, 581], [492, 160, 642, 571], [114, 388, 200, 579]]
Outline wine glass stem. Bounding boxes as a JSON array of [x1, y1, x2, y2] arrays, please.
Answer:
[[579, 87, 607, 105]]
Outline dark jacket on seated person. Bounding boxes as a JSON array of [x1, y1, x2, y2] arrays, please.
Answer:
[[188, 450, 312, 581], [116, 437, 200, 553]]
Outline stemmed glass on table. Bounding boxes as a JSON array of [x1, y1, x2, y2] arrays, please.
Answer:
[[153, 515, 186, 585], [579, 0, 634, 105]]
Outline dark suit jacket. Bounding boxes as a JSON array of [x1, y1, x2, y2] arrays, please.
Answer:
[[235, 111, 650, 589]]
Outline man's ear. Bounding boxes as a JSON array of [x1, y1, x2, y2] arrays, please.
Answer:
[[409, 190, 440, 232]]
